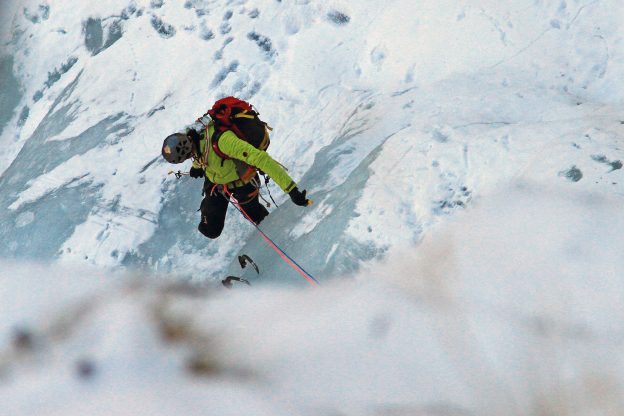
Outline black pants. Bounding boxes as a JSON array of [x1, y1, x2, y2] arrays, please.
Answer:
[[198, 180, 269, 239]]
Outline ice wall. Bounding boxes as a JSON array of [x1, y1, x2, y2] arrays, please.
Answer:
[[0, 1, 622, 284]]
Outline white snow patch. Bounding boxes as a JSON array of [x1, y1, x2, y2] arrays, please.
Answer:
[[2, 183, 624, 415]]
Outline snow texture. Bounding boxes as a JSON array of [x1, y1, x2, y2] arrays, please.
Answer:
[[1, 183, 623, 415], [1, 0, 621, 281], [0, 0, 624, 413]]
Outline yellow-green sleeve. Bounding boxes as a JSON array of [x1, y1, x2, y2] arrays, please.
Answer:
[[218, 131, 296, 193]]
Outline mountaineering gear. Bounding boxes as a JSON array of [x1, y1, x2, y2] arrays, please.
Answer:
[[191, 125, 296, 193], [225, 187, 320, 286], [189, 167, 204, 178], [162, 133, 193, 164], [198, 181, 268, 239], [206, 96, 271, 153], [221, 254, 258, 289], [186, 128, 201, 143], [163, 96, 311, 242], [198, 96, 271, 183], [289, 187, 310, 206], [168, 170, 188, 179], [238, 254, 259, 274], [222, 276, 251, 288]]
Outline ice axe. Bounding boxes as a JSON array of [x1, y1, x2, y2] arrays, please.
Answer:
[[238, 254, 259, 274], [222, 276, 251, 289]]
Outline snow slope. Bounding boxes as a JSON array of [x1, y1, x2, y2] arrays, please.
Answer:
[[0, 0, 622, 283], [2, 1, 624, 414], [2, 183, 623, 415]]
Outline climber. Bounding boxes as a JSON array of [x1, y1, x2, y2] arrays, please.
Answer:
[[161, 97, 310, 239]]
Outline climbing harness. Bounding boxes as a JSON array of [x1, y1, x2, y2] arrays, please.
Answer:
[[209, 182, 258, 205]]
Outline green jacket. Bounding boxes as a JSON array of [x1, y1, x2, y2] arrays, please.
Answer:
[[192, 123, 296, 193]]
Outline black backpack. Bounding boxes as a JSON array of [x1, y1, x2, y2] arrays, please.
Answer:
[[201, 96, 271, 180]]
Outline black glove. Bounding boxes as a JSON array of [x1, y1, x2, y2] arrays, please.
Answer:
[[289, 187, 309, 206], [189, 167, 204, 178]]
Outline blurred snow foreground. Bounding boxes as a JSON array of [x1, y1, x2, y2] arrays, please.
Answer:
[[2, 182, 623, 416]]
